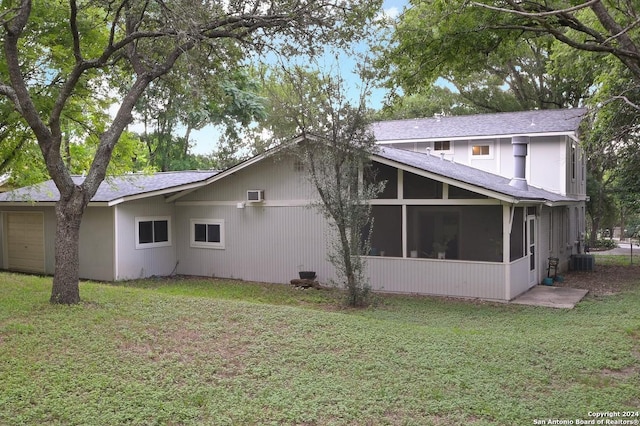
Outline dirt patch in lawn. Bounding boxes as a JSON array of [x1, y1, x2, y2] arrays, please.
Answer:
[[555, 264, 640, 296]]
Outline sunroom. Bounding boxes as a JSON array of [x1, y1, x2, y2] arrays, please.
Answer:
[[362, 149, 575, 301]]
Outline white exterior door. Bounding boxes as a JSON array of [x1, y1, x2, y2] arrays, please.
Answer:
[[527, 214, 537, 285]]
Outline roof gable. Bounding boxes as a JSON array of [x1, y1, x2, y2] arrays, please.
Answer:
[[372, 108, 587, 142], [374, 146, 577, 204], [0, 170, 219, 205]]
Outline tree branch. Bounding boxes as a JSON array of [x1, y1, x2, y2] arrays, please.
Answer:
[[472, 0, 640, 81], [3, 1, 55, 148], [472, 0, 600, 18], [0, 83, 23, 113], [69, 0, 82, 62]]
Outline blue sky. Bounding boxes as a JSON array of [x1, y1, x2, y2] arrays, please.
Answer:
[[188, 0, 407, 155]]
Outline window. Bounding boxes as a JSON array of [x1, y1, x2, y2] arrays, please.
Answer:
[[472, 145, 490, 156], [365, 161, 397, 199], [190, 219, 224, 249], [135, 216, 171, 249], [403, 171, 442, 199], [434, 141, 450, 151]]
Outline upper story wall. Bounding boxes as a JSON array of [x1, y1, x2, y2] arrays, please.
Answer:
[[379, 134, 586, 198], [181, 152, 318, 204]]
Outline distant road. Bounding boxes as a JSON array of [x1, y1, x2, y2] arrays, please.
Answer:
[[591, 240, 640, 256]]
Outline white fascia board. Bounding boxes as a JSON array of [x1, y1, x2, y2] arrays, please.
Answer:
[[368, 198, 502, 206], [541, 199, 583, 207], [0, 201, 57, 207], [176, 199, 313, 207], [371, 155, 518, 204], [376, 131, 578, 144], [106, 181, 212, 207]]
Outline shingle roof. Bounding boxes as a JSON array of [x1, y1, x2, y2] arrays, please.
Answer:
[[374, 146, 577, 203], [0, 170, 219, 204], [372, 108, 587, 142]]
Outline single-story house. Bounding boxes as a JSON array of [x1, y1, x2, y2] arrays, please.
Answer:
[[0, 108, 588, 301]]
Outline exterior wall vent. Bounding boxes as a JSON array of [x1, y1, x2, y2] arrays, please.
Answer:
[[247, 190, 264, 202]]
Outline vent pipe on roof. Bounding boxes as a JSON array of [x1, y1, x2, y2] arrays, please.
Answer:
[[509, 136, 529, 191]]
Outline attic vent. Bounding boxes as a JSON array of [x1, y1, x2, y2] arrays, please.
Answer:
[[247, 190, 264, 202]]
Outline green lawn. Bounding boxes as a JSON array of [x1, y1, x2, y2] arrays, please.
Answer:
[[593, 253, 640, 266], [0, 272, 639, 425]]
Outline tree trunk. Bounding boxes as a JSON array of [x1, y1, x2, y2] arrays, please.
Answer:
[[590, 215, 600, 246], [49, 193, 86, 304]]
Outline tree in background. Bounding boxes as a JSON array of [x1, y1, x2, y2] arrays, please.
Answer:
[[133, 65, 266, 171], [0, 0, 381, 304], [375, 1, 593, 118], [376, 0, 640, 242], [263, 68, 383, 306]]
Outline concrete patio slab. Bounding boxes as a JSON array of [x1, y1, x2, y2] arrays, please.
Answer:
[[511, 285, 589, 309]]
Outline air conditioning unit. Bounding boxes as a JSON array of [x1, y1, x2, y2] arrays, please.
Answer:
[[570, 254, 595, 271], [246, 190, 264, 202]]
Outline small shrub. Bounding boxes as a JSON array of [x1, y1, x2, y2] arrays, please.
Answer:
[[592, 239, 618, 250]]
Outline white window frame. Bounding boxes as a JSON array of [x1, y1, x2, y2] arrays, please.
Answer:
[[135, 216, 171, 249], [190, 219, 225, 249], [433, 140, 453, 153], [470, 141, 494, 159]]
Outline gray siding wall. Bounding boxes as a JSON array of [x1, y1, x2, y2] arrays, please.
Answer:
[[0, 206, 114, 281], [175, 204, 335, 284], [115, 197, 177, 280], [79, 207, 115, 281], [508, 257, 531, 299], [528, 136, 566, 194], [183, 153, 317, 203], [543, 205, 584, 273], [177, 153, 335, 284], [538, 206, 552, 283], [517, 203, 583, 288], [565, 136, 587, 197], [366, 257, 507, 300]]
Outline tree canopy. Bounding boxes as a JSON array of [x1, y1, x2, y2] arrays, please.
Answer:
[[0, 0, 382, 303], [376, 0, 602, 116]]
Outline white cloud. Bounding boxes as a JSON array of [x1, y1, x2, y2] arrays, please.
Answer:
[[383, 6, 400, 19]]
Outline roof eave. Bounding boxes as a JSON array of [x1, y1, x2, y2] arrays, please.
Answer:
[[107, 181, 216, 206], [376, 130, 579, 144], [371, 153, 519, 204], [0, 201, 57, 207]]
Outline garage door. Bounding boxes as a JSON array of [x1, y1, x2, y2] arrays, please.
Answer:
[[6, 212, 45, 273]]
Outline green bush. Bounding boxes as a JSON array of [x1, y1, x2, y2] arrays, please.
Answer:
[[592, 239, 618, 250]]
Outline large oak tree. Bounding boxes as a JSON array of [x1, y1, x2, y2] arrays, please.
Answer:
[[376, 0, 602, 115], [0, 0, 381, 304]]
